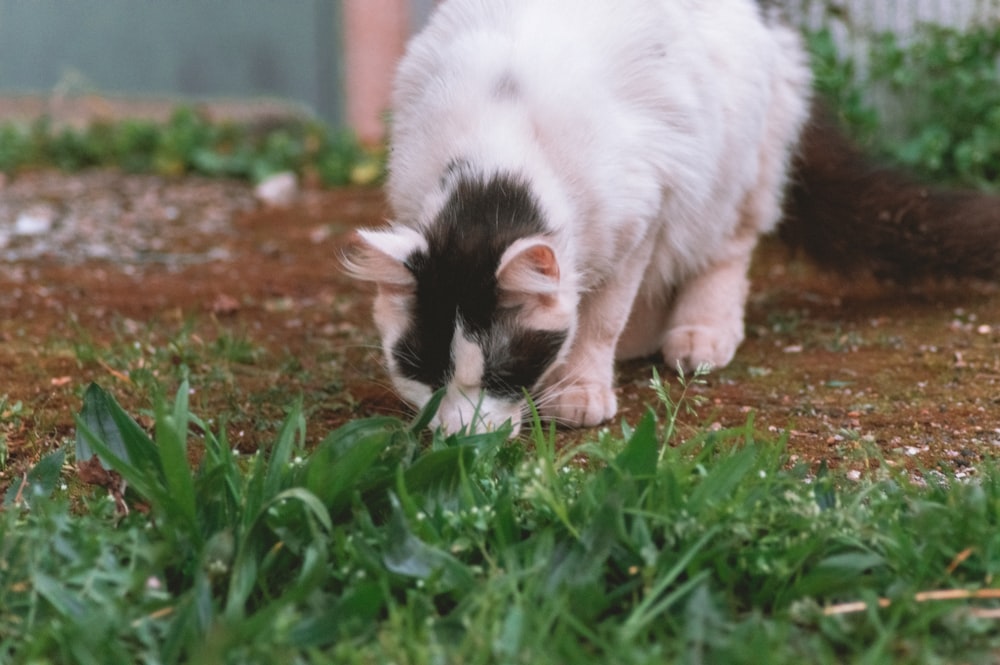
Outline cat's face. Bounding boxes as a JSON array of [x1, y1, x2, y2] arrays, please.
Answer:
[[345, 174, 577, 435]]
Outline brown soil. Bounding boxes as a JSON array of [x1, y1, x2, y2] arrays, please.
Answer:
[[2, 169, 999, 495]]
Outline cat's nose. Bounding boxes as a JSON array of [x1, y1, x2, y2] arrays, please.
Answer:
[[432, 393, 521, 438]]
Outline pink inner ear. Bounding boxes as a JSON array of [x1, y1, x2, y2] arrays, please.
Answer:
[[524, 244, 559, 279], [497, 238, 562, 300]]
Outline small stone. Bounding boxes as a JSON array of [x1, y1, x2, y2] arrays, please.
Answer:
[[254, 172, 298, 207], [211, 293, 241, 316], [14, 209, 55, 236]]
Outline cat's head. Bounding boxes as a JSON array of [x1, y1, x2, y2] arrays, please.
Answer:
[[344, 173, 578, 435]]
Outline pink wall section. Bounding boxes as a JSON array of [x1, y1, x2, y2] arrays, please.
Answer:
[[342, 0, 411, 145]]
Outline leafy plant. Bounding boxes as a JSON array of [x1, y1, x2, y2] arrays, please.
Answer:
[[869, 24, 1000, 186], [809, 23, 1000, 188], [0, 107, 384, 186], [3, 379, 1000, 663]]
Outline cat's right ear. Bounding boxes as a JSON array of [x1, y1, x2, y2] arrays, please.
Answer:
[[341, 227, 427, 294]]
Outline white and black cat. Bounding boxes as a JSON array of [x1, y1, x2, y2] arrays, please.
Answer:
[[345, 0, 1000, 434]]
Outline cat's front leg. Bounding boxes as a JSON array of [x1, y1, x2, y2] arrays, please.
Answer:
[[540, 340, 619, 427], [661, 243, 754, 373], [539, 242, 653, 427]]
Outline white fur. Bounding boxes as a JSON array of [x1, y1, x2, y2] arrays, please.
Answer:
[[371, 0, 813, 429], [434, 326, 524, 435]]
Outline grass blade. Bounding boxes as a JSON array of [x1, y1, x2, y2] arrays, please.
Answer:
[[154, 382, 199, 537], [264, 398, 305, 499], [621, 526, 720, 640]]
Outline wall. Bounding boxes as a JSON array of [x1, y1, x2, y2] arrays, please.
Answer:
[[0, 0, 342, 124]]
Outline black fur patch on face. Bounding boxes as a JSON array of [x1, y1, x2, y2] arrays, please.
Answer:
[[479, 323, 568, 400], [392, 172, 565, 396]]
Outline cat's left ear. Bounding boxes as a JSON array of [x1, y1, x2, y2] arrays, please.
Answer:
[[342, 227, 427, 293], [497, 237, 560, 306]]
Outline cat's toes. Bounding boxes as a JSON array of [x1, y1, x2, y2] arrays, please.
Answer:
[[542, 381, 618, 428], [662, 325, 742, 374]]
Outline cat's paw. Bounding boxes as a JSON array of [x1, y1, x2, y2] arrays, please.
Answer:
[[662, 325, 742, 374], [541, 380, 618, 428]]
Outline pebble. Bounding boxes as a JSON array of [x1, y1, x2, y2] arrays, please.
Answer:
[[254, 172, 299, 207], [14, 209, 55, 236], [0, 169, 255, 265]]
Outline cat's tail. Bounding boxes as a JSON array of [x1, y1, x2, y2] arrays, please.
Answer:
[[779, 102, 1000, 281]]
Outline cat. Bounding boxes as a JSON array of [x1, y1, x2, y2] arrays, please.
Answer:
[[345, 0, 1000, 435]]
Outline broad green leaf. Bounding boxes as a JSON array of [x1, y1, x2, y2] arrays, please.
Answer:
[[815, 551, 886, 574], [687, 445, 758, 512], [75, 416, 170, 511], [75, 382, 156, 470], [409, 387, 446, 434], [32, 570, 86, 618], [287, 581, 385, 647], [306, 423, 393, 514], [322, 415, 405, 460], [615, 409, 658, 476], [797, 551, 887, 598], [402, 445, 478, 497], [383, 494, 474, 591], [493, 605, 526, 660], [3, 448, 64, 508]]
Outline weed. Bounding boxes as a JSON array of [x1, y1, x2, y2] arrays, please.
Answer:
[[3, 379, 1000, 662], [809, 24, 1000, 188], [650, 363, 711, 459], [0, 396, 25, 471], [0, 107, 384, 186]]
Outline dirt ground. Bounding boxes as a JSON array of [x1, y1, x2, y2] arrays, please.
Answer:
[[1, 166, 999, 494]]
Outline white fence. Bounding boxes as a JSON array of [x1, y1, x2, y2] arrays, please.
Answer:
[[786, 0, 1000, 61], [787, 0, 1000, 33]]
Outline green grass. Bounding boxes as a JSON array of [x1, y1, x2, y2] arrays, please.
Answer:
[[809, 24, 1000, 189], [4, 23, 1000, 664], [2, 378, 999, 664], [0, 106, 383, 186]]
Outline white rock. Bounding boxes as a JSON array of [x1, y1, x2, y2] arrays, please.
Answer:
[[254, 172, 299, 207], [14, 210, 55, 236]]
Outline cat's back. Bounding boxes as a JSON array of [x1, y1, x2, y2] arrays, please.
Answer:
[[394, 0, 788, 111], [388, 0, 809, 230]]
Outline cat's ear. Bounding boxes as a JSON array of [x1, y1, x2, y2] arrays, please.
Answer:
[[342, 227, 427, 294], [496, 237, 561, 303]]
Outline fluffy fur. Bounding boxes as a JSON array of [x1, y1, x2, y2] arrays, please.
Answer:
[[346, 0, 1000, 435], [346, 0, 811, 433]]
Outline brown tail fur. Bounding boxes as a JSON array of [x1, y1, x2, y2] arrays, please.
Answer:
[[779, 103, 1000, 281]]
